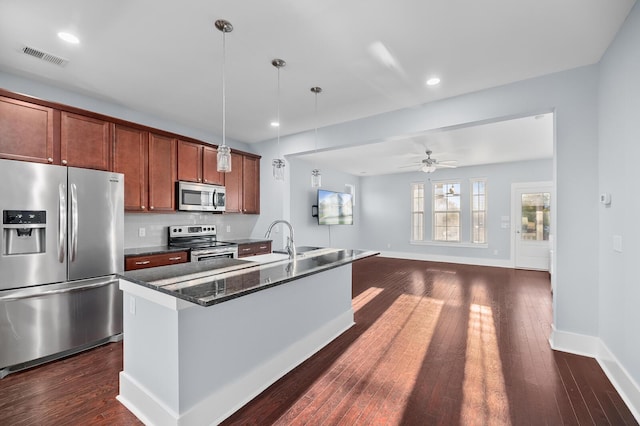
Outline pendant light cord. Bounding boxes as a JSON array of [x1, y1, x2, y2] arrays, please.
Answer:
[[221, 30, 227, 148], [277, 65, 281, 157]]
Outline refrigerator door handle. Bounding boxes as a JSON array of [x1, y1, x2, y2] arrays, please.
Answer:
[[58, 183, 67, 263], [70, 183, 78, 262]]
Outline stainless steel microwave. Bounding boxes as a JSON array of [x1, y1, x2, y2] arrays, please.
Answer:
[[177, 181, 226, 212]]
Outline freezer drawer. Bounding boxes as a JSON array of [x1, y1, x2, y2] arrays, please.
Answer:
[[0, 276, 122, 378]]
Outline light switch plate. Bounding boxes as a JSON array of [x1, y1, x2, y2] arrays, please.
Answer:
[[613, 235, 623, 253]]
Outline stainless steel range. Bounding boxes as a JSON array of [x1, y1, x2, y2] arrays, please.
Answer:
[[169, 225, 238, 262]]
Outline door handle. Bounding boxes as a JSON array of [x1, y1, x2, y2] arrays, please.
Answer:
[[58, 184, 66, 263], [70, 183, 78, 262]]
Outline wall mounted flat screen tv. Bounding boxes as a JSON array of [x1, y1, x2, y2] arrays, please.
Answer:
[[316, 189, 353, 225]]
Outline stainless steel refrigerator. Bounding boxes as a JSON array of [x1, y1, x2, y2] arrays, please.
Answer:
[[0, 158, 124, 378]]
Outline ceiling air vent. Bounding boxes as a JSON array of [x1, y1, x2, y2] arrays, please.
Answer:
[[22, 46, 68, 66]]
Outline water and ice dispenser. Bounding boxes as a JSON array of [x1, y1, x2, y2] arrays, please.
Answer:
[[2, 210, 47, 255]]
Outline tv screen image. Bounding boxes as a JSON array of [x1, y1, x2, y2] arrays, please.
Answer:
[[317, 189, 353, 225]]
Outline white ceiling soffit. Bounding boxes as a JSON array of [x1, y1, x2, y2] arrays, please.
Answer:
[[295, 113, 554, 176], [0, 0, 634, 144]]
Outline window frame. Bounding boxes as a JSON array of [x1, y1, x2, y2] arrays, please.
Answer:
[[410, 182, 425, 242], [470, 178, 487, 244], [432, 180, 461, 243]]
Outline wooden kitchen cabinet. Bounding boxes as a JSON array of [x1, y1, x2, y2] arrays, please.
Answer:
[[177, 140, 202, 183], [61, 111, 111, 170], [113, 124, 148, 212], [237, 241, 272, 258], [202, 145, 225, 185], [148, 133, 177, 212], [226, 152, 261, 214], [113, 126, 177, 212], [0, 95, 55, 164], [125, 251, 188, 271], [225, 152, 243, 213], [177, 141, 225, 186], [242, 155, 260, 214]]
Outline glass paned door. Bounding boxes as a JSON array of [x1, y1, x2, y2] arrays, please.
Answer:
[[513, 183, 553, 271]]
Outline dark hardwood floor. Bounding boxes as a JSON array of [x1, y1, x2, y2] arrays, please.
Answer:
[[0, 257, 636, 425]]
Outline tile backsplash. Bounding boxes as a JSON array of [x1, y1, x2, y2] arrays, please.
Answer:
[[124, 212, 259, 248]]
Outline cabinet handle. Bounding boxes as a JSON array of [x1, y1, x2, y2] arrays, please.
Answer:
[[259, 246, 267, 249], [168, 256, 182, 261], [241, 248, 251, 252], [135, 260, 150, 265], [47, 157, 53, 163], [62, 159, 68, 165]]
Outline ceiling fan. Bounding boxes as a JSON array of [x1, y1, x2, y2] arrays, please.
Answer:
[[402, 149, 457, 173]]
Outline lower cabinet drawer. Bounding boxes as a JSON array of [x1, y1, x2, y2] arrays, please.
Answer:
[[125, 251, 189, 271], [238, 241, 272, 258]]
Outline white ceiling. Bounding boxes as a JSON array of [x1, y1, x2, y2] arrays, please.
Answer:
[[0, 0, 634, 174], [295, 112, 554, 176]]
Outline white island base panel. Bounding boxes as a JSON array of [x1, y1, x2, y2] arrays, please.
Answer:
[[117, 264, 354, 425]]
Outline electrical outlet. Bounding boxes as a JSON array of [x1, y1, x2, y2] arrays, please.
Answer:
[[138, 227, 146, 237], [226, 225, 231, 233], [129, 297, 136, 315]]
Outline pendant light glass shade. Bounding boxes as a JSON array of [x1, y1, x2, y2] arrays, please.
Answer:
[[215, 19, 232, 173], [272, 59, 286, 181], [311, 168, 321, 187], [273, 159, 285, 180], [310, 87, 322, 188]]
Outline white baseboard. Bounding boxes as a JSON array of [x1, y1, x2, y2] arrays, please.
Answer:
[[378, 250, 514, 269], [549, 326, 640, 422]]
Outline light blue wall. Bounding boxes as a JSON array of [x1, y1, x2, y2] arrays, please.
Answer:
[[598, 2, 640, 387], [254, 65, 600, 341], [358, 159, 552, 261]]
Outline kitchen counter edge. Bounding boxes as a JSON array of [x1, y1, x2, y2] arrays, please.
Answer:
[[119, 249, 379, 307]]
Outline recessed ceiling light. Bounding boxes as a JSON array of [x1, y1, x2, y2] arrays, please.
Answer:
[[270, 121, 279, 127], [58, 32, 80, 44], [426, 77, 441, 86]]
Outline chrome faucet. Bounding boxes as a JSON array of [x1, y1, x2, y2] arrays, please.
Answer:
[[265, 220, 296, 260]]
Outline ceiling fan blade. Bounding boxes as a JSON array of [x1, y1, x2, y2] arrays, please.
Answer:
[[399, 163, 421, 168], [435, 163, 457, 168]]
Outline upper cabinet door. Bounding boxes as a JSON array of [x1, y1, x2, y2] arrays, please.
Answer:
[[113, 124, 148, 212], [148, 133, 176, 212], [177, 140, 202, 183], [0, 96, 55, 164], [225, 152, 243, 213], [242, 156, 260, 214], [202, 145, 225, 186], [61, 112, 111, 170]]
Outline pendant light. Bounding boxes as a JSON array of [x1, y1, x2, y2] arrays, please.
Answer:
[[215, 19, 232, 173], [310, 86, 322, 188], [272, 58, 286, 181]]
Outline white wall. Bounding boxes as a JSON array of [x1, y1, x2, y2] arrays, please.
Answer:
[[598, 3, 640, 388]]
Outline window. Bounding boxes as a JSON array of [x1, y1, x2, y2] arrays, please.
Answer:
[[471, 179, 487, 243], [433, 182, 460, 242], [410, 183, 424, 241]]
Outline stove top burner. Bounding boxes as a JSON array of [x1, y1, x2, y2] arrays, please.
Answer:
[[168, 224, 236, 251]]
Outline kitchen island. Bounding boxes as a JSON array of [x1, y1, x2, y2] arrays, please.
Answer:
[[117, 248, 377, 426]]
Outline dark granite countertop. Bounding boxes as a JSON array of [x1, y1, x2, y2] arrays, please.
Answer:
[[124, 245, 189, 257], [120, 248, 378, 307], [221, 238, 272, 245]]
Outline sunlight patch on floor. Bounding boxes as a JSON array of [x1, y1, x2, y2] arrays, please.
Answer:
[[461, 303, 511, 425], [352, 286, 384, 312]]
